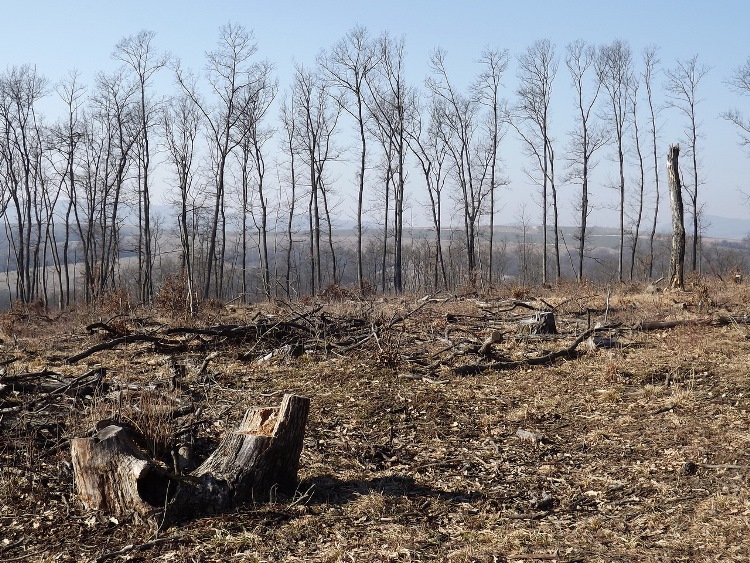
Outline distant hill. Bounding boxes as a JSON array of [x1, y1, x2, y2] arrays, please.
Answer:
[[701, 215, 750, 241]]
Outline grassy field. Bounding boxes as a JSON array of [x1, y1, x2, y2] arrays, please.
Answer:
[[1, 278, 749, 562]]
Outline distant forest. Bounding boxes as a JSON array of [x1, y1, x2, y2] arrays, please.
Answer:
[[1, 24, 749, 310]]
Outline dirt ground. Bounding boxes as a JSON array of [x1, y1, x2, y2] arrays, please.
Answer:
[[1, 278, 749, 562]]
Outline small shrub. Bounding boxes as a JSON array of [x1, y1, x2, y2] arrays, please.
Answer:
[[154, 273, 193, 316]]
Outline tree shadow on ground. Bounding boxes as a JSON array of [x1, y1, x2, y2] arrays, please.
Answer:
[[298, 473, 483, 506]]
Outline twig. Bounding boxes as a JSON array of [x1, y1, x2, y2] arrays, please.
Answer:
[[503, 512, 551, 521], [196, 351, 219, 379], [699, 463, 750, 470], [604, 286, 611, 324], [2, 548, 47, 562], [91, 536, 173, 563], [224, 293, 246, 306]]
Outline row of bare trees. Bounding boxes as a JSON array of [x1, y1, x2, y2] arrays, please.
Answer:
[[0, 24, 746, 309]]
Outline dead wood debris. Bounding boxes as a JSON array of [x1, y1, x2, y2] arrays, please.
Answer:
[[3, 286, 750, 560]]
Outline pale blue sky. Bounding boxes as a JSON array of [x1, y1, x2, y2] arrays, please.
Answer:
[[2, 1, 750, 227]]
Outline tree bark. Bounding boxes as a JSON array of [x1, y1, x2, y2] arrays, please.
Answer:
[[71, 394, 310, 526], [667, 144, 686, 289]]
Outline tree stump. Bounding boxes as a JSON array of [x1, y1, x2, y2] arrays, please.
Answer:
[[71, 393, 309, 525], [520, 311, 557, 335], [478, 331, 504, 356]]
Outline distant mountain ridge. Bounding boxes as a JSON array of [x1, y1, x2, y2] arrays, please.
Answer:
[[699, 215, 750, 240]]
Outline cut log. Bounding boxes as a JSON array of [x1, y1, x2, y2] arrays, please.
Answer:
[[71, 393, 309, 525]]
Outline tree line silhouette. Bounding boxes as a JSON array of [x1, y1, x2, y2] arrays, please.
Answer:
[[0, 24, 748, 309]]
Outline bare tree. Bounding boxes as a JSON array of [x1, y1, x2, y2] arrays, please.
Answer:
[[46, 71, 85, 307], [175, 23, 258, 299], [279, 91, 299, 297], [0, 65, 50, 303], [665, 55, 710, 272], [66, 70, 139, 302], [427, 49, 488, 284], [291, 64, 341, 295], [368, 33, 410, 293], [565, 40, 607, 281], [514, 39, 557, 283], [628, 76, 646, 279], [724, 56, 750, 150], [367, 91, 396, 292], [406, 95, 449, 290], [234, 62, 277, 299], [320, 26, 379, 292], [643, 47, 662, 279], [473, 47, 509, 284], [597, 39, 633, 282], [163, 94, 201, 314], [114, 30, 167, 303]]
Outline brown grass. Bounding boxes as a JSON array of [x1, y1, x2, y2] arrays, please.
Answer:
[[1, 279, 750, 561]]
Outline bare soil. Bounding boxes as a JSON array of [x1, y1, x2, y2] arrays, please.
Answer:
[[1, 279, 750, 562]]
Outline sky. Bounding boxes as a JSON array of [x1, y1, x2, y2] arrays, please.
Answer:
[[2, 0, 750, 231]]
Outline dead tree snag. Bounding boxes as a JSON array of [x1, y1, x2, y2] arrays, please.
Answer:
[[71, 394, 309, 526], [667, 144, 686, 289]]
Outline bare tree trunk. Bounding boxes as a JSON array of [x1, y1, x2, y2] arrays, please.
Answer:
[[667, 144, 685, 289], [629, 81, 646, 280], [549, 142, 560, 281], [320, 180, 337, 284], [644, 48, 661, 279], [308, 190, 316, 296], [282, 101, 297, 297], [394, 136, 405, 293], [381, 165, 391, 292]]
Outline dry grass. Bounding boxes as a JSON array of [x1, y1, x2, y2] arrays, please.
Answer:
[[1, 279, 750, 561]]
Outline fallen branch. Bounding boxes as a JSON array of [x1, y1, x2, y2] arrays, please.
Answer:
[[483, 300, 545, 314], [453, 326, 610, 376], [33, 367, 105, 407], [506, 552, 559, 560], [699, 463, 750, 470], [66, 335, 179, 364], [195, 351, 219, 379], [91, 536, 173, 563], [2, 367, 106, 414], [86, 322, 127, 336], [635, 315, 750, 331]]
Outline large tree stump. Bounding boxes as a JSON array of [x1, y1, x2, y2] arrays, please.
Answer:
[[71, 394, 309, 525]]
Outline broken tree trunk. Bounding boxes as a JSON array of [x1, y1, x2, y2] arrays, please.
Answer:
[[667, 144, 686, 290], [71, 393, 309, 526]]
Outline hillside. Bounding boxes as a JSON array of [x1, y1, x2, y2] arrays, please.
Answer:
[[1, 279, 749, 561]]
